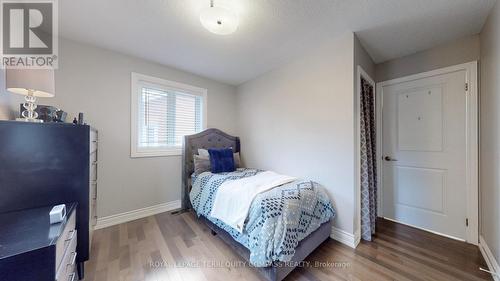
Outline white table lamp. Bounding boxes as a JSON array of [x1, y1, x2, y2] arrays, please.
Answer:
[[6, 69, 55, 122]]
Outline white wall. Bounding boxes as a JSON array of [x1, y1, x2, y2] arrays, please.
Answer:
[[236, 33, 356, 235], [480, 0, 500, 267], [354, 35, 376, 79], [0, 71, 12, 120], [1, 38, 238, 218], [375, 34, 480, 82]]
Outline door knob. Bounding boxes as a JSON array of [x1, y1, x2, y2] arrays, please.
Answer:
[[384, 156, 398, 161]]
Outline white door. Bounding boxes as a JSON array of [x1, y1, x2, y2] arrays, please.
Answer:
[[381, 69, 468, 240]]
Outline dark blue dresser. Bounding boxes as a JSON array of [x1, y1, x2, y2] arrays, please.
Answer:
[[0, 203, 78, 281], [0, 121, 95, 279]]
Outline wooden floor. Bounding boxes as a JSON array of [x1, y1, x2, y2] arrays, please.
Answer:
[[83, 212, 492, 281]]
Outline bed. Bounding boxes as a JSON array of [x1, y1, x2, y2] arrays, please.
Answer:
[[181, 128, 335, 281]]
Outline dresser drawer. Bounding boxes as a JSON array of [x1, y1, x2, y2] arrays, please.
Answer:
[[66, 267, 77, 281], [90, 162, 97, 182], [55, 211, 76, 273], [90, 130, 98, 153], [90, 182, 97, 200], [56, 230, 78, 281], [91, 198, 97, 224], [90, 150, 97, 165]]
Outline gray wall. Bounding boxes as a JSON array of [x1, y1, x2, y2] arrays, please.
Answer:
[[0, 72, 12, 120], [1, 38, 238, 218], [236, 33, 357, 235], [480, 0, 500, 265], [375, 35, 480, 82], [354, 35, 376, 79]]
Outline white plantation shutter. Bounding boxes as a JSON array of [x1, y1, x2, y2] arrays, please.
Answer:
[[131, 73, 206, 157]]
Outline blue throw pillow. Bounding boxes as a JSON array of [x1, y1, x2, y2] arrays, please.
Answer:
[[208, 148, 235, 173]]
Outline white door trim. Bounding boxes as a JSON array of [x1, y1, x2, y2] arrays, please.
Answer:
[[376, 61, 479, 245], [355, 65, 376, 246]]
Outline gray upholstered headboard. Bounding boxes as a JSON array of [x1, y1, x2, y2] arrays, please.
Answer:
[[181, 128, 240, 210]]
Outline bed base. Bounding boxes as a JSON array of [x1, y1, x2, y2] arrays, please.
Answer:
[[198, 215, 332, 281]]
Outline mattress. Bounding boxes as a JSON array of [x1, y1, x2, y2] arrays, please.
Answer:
[[189, 168, 335, 267]]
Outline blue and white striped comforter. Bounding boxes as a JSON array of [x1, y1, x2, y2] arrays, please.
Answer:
[[189, 168, 335, 267]]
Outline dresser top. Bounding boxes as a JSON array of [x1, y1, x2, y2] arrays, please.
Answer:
[[0, 202, 77, 259]]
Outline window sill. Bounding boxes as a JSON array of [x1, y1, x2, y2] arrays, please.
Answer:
[[131, 148, 182, 158]]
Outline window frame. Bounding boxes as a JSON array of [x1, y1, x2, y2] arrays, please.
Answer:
[[131, 72, 207, 158]]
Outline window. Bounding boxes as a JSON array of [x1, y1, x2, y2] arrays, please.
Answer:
[[131, 73, 207, 157]]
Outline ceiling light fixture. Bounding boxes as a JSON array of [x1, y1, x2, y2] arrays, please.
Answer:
[[200, 0, 238, 35]]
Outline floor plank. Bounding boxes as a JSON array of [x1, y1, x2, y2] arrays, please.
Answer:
[[83, 214, 492, 281]]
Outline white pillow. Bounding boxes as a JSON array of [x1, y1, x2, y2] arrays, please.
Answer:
[[198, 148, 242, 168], [198, 148, 210, 158]]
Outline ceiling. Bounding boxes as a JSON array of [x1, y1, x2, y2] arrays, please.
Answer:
[[59, 0, 496, 85]]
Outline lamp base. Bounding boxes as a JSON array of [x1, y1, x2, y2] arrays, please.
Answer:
[[16, 117, 43, 123], [18, 90, 43, 123]]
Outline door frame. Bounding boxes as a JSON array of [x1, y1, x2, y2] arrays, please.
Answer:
[[355, 65, 376, 247], [375, 61, 478, 245]]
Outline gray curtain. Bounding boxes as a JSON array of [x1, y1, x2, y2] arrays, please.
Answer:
[[360, 76, 377, 241]]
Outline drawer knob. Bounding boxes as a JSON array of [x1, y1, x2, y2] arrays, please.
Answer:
[[65, 230, 76, 242], [68, 252, 77, 266]]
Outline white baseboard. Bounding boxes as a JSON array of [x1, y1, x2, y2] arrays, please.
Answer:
[[354, 229, 361, 247], [95, 200, 181, 230], [331, 226, 359, 248], [479, 235, 500, 281]]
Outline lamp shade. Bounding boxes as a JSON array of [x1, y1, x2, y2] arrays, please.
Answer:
[[6, 69, 55, 98]]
